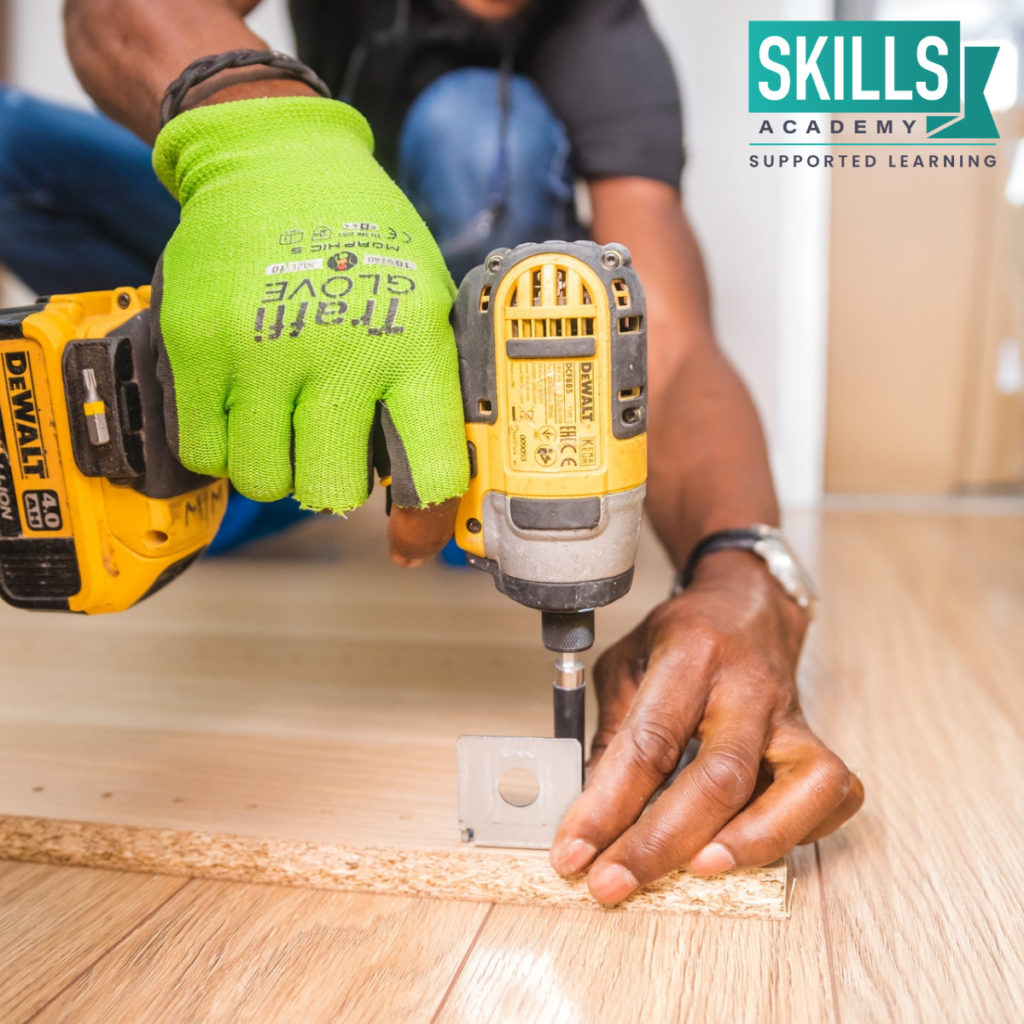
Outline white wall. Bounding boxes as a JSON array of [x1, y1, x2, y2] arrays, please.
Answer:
[[2, 0, 830, 505]]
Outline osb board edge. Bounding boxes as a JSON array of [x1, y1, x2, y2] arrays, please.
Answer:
[[0, 815, 790, 920]]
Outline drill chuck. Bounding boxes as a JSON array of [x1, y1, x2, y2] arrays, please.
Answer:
[[541, 609, 595, 653]]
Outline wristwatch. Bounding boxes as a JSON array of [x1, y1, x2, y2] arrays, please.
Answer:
[[674, 524, 819, 618]]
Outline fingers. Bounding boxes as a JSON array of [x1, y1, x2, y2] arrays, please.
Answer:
[[380, 365, 469, 510], [686, 724, 863, 875], [799, 771, 865, 843], [549, 645, 708, 879], [388, 498, 459, 566], [581, 698, 771, 903], [377, 376, 468, 566], [226, 392, 296, 502], [153, 318, 229, 480], [172, 383, 229, 479], [292, 386, 377, 512], [587, 631, 646, 773]]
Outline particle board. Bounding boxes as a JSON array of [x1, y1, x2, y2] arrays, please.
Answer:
[[0, 815, 788, 919], [0, 500, 787, 918]]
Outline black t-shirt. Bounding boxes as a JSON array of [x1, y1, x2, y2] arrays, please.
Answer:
[[288, 0, 684, 185]]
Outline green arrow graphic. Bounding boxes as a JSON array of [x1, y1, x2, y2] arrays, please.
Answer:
[[927, 45, 1000, 139]]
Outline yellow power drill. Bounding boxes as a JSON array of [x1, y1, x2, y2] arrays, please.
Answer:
[[0, 242, 647, 759], [453, 240, 647, 754]]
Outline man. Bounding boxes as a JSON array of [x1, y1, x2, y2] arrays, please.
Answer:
[[1, 0, 862, 904]]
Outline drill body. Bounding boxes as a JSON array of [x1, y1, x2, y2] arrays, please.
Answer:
[[452, 241, 648, 747]]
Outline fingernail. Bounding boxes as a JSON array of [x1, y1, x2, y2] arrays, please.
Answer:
[[688, 842, 735, 875], [390, 553, 425, 568], [550, 838, 597, 876], [587, 863, 638, 904]]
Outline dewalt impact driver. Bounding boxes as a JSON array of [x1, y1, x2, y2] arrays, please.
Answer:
[[453, 240, 647, 751], [0, 242, 647, 754]]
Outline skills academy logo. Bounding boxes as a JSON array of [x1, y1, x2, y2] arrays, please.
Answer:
[[748, 21, 1001, 171]]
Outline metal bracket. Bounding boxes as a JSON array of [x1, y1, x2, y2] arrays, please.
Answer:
[[457, 735, 582, 849]]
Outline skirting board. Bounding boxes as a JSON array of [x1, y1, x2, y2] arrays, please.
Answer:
[[0, 816, 790, 920]]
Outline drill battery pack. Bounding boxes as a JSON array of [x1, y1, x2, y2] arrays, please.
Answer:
[[0, 287, 225, 614]]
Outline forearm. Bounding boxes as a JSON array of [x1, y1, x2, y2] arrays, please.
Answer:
[[646, 346, 778, 569], [64, 0, 315, 143], [589, 177, 778, 569]]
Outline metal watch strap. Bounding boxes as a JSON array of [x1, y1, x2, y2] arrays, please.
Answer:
[[675, 525, 819, 617], [159, 49, 333, 128], [676, 528, 766, 590]]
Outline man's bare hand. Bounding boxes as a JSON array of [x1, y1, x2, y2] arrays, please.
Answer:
[[549, 550, 864, 904]]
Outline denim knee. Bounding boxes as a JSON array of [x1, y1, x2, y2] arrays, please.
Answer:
[[0, 87, 43, 199], [0, 87, 179, 292], [397, 68, 579, 278]]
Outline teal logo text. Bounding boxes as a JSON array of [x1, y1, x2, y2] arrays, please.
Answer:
[[749, 21, 999, 138]]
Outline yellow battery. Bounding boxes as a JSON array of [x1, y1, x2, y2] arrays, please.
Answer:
[[0, 288, 225, 613]]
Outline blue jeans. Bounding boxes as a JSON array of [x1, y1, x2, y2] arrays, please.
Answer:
[[0, 72, 579, 550], [397, 68, 580, 281], [0, 88, 180, 294]]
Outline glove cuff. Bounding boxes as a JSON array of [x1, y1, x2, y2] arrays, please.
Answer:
[[153, 96, 375, 201]]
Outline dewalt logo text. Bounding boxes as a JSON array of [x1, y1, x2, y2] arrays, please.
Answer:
[[579, 362, 595, 423], [3, 351, 48, 480]]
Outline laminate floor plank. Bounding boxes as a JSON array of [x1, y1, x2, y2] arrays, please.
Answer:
[[807, 513, 1024, 1023], [435, 845, 832, 1024], [30, 878, 489, 1024], [0, 861, 187, 1022]]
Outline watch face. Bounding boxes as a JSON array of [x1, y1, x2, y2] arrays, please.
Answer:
[[753, 534, 819, 614]]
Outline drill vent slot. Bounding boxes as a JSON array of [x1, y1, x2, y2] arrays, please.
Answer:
[[507, 316, 595, 339], [618, 315, 642, 334], [618, 387, 643, 400], [510, 267, 593, 309], [611, 279, 631, 308], [478, 285, 492, 312]]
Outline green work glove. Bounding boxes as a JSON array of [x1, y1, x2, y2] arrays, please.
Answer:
[[151, 96, 468, 512]]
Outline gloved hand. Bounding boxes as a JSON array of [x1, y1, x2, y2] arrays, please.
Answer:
[[151, 96, 468, 517]]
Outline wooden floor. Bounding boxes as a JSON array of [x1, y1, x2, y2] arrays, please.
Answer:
[[2, 499, 1023, 1022]]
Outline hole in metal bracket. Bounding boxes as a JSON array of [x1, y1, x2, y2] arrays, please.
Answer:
[[498, 766, 541, 807]]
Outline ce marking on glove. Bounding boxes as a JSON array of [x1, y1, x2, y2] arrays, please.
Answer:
[[278, 224, 414, 255]]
